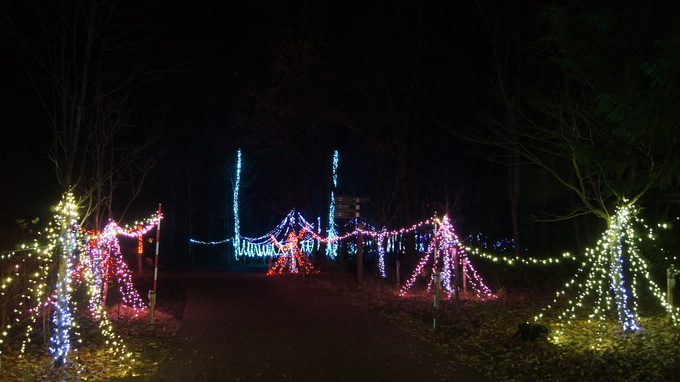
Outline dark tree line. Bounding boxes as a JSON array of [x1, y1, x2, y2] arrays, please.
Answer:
[[159, 0, 680, 267], [3, 0, 678, 269]]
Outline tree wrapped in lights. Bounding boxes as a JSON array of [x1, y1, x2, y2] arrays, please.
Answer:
[[399, 215, 496, 300], [534, 203, 680, 332], [0, 192, 160, 369], [326, 150, 340, 260], [49, 192, 81, 367]]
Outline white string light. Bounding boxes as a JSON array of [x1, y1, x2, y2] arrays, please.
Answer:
[[534, 203, 679, 339]]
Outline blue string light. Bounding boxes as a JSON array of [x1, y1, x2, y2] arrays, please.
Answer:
[[233, 149, 242, 258], [326, 150, 339, 260]]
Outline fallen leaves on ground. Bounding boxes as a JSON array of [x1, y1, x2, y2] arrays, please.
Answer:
[[0, 307, 180, 381], [304, 272, 680, 382]]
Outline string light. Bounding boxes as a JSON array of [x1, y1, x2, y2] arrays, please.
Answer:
[[190, 238, 232, 245], [326, 150, 339, 260], [377, 229, 387, 278], [49, 192, 80, 366], [193, 210, 326, 259], [268, 228, 316, 275], [467, 248, 576, 265], [534, 203, 679, 338], [1, 191, 160, 371], [233, 149, 242, 259], [399, 215, 496, 300]]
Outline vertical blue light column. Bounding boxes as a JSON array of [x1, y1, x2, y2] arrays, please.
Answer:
[[233, 149, 242, 258], [326, 150, 339, 259]]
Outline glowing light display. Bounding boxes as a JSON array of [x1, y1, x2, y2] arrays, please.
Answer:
[[534, 203, 679, 335], [233, 149, 242, 258], [49, 192, 80, 366], [189, 149, 680, 335], [191, 209, 322, 259], [326, 150, 339, 260], [268, 228, 316, 275], [236, 210, 299, 258], [398, 215, 496, 300], [377, 229, 387, 278], [467, 247, 575, 265], [0, 191, 161, 370]]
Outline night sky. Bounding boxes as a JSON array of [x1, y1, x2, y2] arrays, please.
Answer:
[[0, 0, 592, 262]]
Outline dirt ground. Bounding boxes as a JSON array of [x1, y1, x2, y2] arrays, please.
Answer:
[[142, 266, 494, 382]]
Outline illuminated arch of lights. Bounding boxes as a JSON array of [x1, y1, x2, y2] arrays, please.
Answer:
[[0, 191, 161, 370]]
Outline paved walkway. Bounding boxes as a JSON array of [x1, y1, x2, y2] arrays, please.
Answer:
[[150, 267, 495, 382]]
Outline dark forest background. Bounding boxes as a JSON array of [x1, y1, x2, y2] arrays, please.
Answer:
[[1, 0, 678, 270]]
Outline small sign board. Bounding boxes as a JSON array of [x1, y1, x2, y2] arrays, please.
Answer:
[[336, 195, 359, 204], [336, 203, 360, 212], [334, 195, 367, 219], [335, 210, 360, 218]]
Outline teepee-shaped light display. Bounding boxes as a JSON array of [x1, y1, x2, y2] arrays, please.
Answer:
[[1, 192, 160, 368], [268, 228, 315, 275], [79, 220, 155, 311], [400, 215, 496, 300], [535, 203, 680, 333]]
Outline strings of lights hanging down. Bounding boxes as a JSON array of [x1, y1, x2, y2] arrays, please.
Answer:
[[397, 215, 497, 300], [533, 203, 680, 337], [0, 191, 161, 371]]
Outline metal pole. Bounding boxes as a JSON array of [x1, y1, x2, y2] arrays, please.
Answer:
[[463, 259, 468, 296], [434, 271, 441, 331], [433, 215, 441, 331], [150, 203, 162, 328]]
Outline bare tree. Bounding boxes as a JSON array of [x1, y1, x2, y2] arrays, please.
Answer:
[[5, 0, 163, 229], [473, 0, 530, 256]]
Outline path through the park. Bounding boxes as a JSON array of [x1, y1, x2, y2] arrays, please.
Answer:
[[149, 266, 495, 382]]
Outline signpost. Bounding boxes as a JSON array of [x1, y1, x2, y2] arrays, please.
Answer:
[[334, 196, 368, 287], [335, 195, 362, 218]]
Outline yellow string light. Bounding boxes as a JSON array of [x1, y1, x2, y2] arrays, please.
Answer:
[[533, 203, 679, 343], [1, 191, 160, 373]]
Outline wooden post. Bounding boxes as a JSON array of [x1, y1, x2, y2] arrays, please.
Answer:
[[357, 221, 364, 289], [453, 247, 459, 301], [396, 260, 401, 288], [668, 266, 676, 324], [463, 259, 468, 296]]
